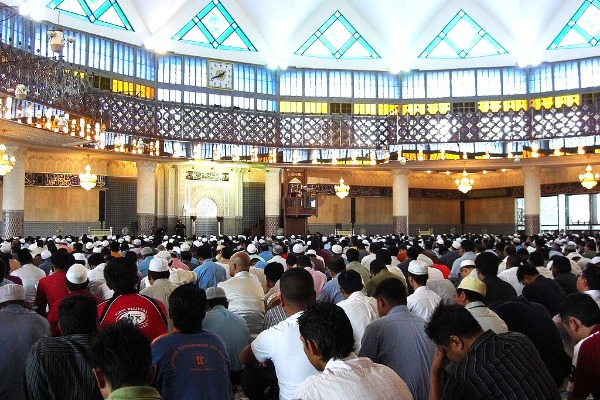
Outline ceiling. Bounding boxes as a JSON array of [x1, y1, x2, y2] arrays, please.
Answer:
[[9, 0, 600, 72]]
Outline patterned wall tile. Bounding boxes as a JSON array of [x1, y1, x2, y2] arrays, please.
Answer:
[[243, 182, 265, 233], [106, 178, 137, 235]]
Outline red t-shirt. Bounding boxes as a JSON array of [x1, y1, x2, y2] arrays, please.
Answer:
[[34, 270, 69, 314], [98, 293, 168, 342], [47, 290, 101, 336], [570, 324, 600, 398], [431, 263, 451, 279]]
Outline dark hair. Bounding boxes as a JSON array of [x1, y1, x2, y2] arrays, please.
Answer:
[[197, 245, 212, 261], [581, 263, 600, 290], [58, 295, 98, 335], [374, 278, 407, 306], [369, 259, 387, 275], [327, 257, 346, 275], [298, 302, 354, 362], [559, 292, 600, 327], [109, 241, 120, 252], [286, 253, 297, 267], [369, 242, 381, 254], [87, 253, 105, 268], [516, 265, 540, 282], [506, 254, 525, 269], [408, 272, 428, 286], [103, 257, 138, 293], [90, 320, 152, 390], [528, 251, 545, 267], [169, 283, 206, 334], [460, 239, 475, 253], [221, 246, 234, 260], [338, 270, 363, 294], [456, 288, 486, 304], [375, 249, 392, 265], [504, 244, 516, 256], [207, 297, 228, 309], [551, 256, 571, 274], [296, 255, 312, 269], [66, 277, 89, 291], [180, 251, 192, 261], [406, 246, 420, 260], [148, 270, 170, 281], [51, 252, 73, 271], [345, 248, 359, 262], [586, 240, 597, 251], [124, 251, 138, 265], [17, 248, 33, 264], [475, 252, 500, 277], [264, 262, 285, 283], [425, 303, 483, 346], [280, 268, 314, 306], [0, 258, 7, 280]]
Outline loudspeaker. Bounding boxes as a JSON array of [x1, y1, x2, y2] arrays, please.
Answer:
[[460, 200, 465, 225], [350, 197, 356, 224], [98, 191, 106, 223]]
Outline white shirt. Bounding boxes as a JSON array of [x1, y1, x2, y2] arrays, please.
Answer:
[[361, 254, 376, 270], [11, 263, 45, 303], [497, 267, 524, 296], [140, 278, 178, 331], [294, 354, 413, 400], [386, 265, 407, 289], [337, 292, 379, 352], [465, 301, 508, 334], [407, 286, 441, 321], [252, 311, 318, 400], [218, 271, 265, 334]]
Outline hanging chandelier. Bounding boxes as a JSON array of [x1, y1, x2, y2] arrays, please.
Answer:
[[334, 178, 350, 199], [455, 170, 474, 194], [0, 144, 16, 176], [79, 158, 97, 190], [579, 165, 599, 190]]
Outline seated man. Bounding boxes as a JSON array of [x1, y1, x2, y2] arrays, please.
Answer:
[[294, 302, 413, 400], [517, 264, 566, 316], [407, 260, 441, 321], [558, 292, 600, 400], [240, 268, 318, 400], [359, 278, 435, 400], [454, 276, 508, 334], [90, 320, 161, 399], [337, 269, 378, 352], [426, 304, 561, 400], [24, 295, 102, 400], [152, 284, 231, 399], [98, 257, 168, 342]]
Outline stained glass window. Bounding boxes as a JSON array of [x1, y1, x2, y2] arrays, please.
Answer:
[[553, 61, 580, 91], [580, 57, 600, 88], [420, 10, 507, 59], [402, 71, 426, 99], [172, 0, 256, 52], [354, 72, 376, 98], [295, 11, 380, 59], [476, 69, 502, 96], [548, 0, 600, 50], [451, 70, 476, 97], [426, 71, 450, 98], [329, 71, 352, 97], [47, 0, 133, 31]]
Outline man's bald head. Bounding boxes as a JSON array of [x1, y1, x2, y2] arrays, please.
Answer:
[[231, 251, 251, 272]]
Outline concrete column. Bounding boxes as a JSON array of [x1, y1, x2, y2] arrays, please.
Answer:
[[264, 168, 281, 237], [166, 165, 178, 234], [136, 161, 157, 236], [2, 146, 27, 237], [156, 164, 167, 230], [523, 166, 541, 235], [392, 169, 410, 235]]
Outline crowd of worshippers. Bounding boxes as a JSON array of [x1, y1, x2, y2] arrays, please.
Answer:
[[1, 230, 600, 399]]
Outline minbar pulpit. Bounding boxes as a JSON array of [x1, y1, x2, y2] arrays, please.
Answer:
[[283, 168, 317, 236]]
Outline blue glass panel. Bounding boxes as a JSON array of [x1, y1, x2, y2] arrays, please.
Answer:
[[580, 57, 600, 88], [280, 69, 303, 96], [401, 71, 426, 99], [502, 68, 527, 95], [234, 64, 255, 92], [549, 0, 600, 50], [378, 72, 400, 99], [172, 0, 256, 52], [136, 48, 157, 81], [553, 61, 580, 91], [113, 42, 134, 76], [89, 36, 112, 71], [420, 10, 507, 59], [304, 70, 328, 97], [528, 64, 553, 93], [476, 68, 502, 96], [256, 67, 277, 95], [451, 70, 476, 97], [295, 10, 379, 59], [354, 72, 377, 98], [329, 70, 352, 97], [183, 57, 206, 87], [426, 71, 450, 98]]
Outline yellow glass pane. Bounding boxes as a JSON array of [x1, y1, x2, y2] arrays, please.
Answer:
[[377, 104, 399, 115], [402, 104, 426, 115], [438, 103, 451, 114], [304, 102, 327, 114], [477, 101, 502, 113], [530, 97, 554, 110], [502, 100, 527, 112], [554, 94, 580, 107], [280, 101, 303, 113]]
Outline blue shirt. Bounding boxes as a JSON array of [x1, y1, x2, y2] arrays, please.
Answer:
[[359, 305, 435, 400], [193, 260, 227, 290], [0, 304, 50, 400], [38, 259, 52, 276], [259, 251, 273, 263], [203, 305, 251, 372], [316, 274, 344, 304], [138, 256, 154, 278], [152, 330, 231, 400]]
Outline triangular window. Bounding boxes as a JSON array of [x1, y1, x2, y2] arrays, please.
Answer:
[[172, 0, 256, 52], [419, 10, 506, 58], [295, 11, 379, 59], [47, 0, 133, 31], [548, 0, 600, 50]]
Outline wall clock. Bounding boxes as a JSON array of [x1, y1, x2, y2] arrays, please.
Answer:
[[207, 60, 234, 90]]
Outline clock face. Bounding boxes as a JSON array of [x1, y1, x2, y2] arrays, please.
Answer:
[[207, 60, 234, 90]]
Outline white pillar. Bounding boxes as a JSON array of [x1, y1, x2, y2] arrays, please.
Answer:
[[137, 161, 157, 236], [264, 168, 281, 237], [523, 166, 541, 235], [2, 146, 27, 237], [392, 169, 410, 235]]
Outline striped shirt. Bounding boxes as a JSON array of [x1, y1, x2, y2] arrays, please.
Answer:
[[442, 330, 561, 400], [24, 334, 102, 400]]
